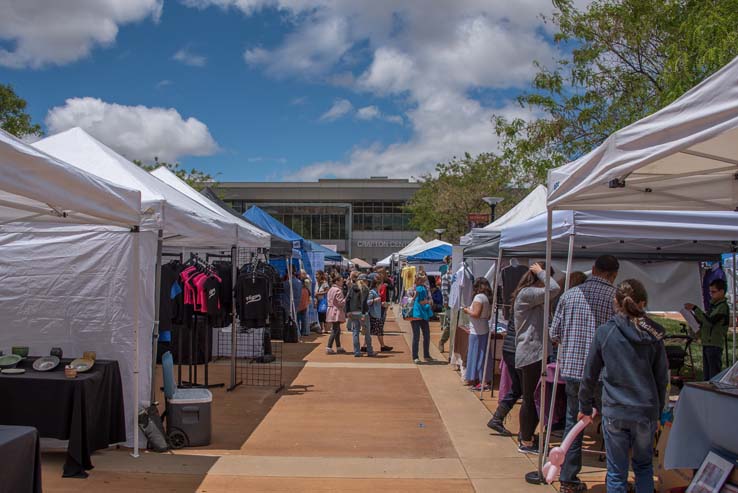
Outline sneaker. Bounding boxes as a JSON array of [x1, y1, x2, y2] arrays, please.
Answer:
[[366, 352, 377, 357], [336, 347, 346, 354], [325, 347, 336, 354], [560, 481, 588, 493], [360, 346, 367, 352], [517, 443, 539, 455], [413, 358, 421, 364], [354, 353, 363, 357], [425, 356, 436, 363], [470, 383, 490, 391], [380, 346, 393, 352], [487, 417, 513, 436]]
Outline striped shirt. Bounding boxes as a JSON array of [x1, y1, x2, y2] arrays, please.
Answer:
[[550, 276, 615, 381], [441, 271, 451, 306]]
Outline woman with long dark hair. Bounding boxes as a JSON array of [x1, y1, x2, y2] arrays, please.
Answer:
[[513, 262, 560, 454], [461, 277, 493, 390]]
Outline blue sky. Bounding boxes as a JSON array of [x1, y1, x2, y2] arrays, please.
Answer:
[[0, 1, 562, 181]]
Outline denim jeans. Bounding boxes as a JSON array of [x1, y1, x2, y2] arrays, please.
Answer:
[[348, 316, 373, 355], [297, 310, 309, 336], [410, 319, 430, 359], [561, 379, 603, 484], [602, 417, 657, 493], [327, 322, 342, 349], [703, 345, 723, 381]]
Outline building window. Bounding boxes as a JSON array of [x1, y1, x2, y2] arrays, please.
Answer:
[[351, 201, 412, 232]]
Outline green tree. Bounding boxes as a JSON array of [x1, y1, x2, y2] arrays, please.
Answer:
[[0, 83, 43, 138], [406, 153, 525, 241], [134, 157, 215, 191], [494, 0, 738, 184]]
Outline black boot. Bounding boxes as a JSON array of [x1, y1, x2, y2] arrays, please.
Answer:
[[487, 404, 512, 436]]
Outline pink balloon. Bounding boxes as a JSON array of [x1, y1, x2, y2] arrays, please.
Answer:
[[541, 413, 594, 484]]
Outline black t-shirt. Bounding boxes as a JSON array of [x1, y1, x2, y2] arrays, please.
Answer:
[[236, 275, 271, 328], [204, 276, 221, 318]]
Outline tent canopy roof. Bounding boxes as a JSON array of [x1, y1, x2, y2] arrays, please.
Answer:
[[461, 185, 548, 246], [243, 205, 303, 244], [33, 128, 238, 247], [407, 242, 453, 263], [351, 258, 372, 269], [499, 210, 738, 259], [150, 166, 270, 248], [0, 129, 141, 227], [397, 237, 426, 256], [548, 55, 738, 212], [400, 239, 449, 259]]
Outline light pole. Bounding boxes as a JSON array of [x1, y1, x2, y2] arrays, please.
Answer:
[[481, 197, 504, 223], [433, 228, 446, 240]]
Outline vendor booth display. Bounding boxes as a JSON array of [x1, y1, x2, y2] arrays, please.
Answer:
[[0, 128, 145, 475], [530, 53, 738, 487]]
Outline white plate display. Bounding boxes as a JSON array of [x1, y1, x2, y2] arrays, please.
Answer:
[[69, 358, 94, 372], [33, 356, 60, 372]]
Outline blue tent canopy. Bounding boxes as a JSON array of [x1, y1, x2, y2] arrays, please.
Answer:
[[407, 243, 452, 263], [304, 240, 342, 262], [243, 205, 303, 246]]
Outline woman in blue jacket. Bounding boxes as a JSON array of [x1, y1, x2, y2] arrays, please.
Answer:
[[409, 274, 434, 364]]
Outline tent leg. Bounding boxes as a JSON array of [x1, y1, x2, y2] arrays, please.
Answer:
[[526, 209, 553, 484], [131, 228, 141, 459], [542, 234, 574, 466], [230, 246, 238, 390], [149, 230, 163, 404], [479, 249, 503, 400], [725, 248, 736, 365]]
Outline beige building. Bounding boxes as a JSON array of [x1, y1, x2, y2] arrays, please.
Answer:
[[215, 177, 422, 263]]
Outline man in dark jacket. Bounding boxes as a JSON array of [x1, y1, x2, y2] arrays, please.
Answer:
[[346, 275, 374, 357], [579, 279, 668, 493]]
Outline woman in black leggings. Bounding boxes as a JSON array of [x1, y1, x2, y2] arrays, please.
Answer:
[[511, 262, 560, 454]]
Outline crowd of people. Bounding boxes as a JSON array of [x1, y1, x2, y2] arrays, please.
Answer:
[[292, 252, 731, 493]]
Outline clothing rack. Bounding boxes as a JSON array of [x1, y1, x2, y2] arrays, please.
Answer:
[[162, 252, 183, 262], [179, 252, 224, 390]]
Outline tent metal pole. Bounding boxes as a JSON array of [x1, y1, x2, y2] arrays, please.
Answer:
[[726, 252, 736, 365], [230, 246, 238, 390], [131, 227, 141, 458], [526, 209, 553, 484], [543, 233, 574, 465], [479, 249, 503, 400], [149, 230, 163, 404]]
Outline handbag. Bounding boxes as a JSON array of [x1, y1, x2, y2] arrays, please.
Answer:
[[317, 297, 328, 313]]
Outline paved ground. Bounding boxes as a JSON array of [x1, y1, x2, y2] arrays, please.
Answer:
[[41, 309, 567, 492]]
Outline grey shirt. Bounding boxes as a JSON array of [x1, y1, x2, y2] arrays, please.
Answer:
[[514, 270, 561, 369]]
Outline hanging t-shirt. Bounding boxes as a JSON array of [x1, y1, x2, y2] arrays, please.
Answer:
[[203, 276, 222, 317], [468, 293, 491, 335], [401, 266, 416, 293], [237, 275, 272, 328], [458, 266, 475, 307]]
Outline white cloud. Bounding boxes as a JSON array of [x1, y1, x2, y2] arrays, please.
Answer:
[[173, 47, 207, 67], [356, 106, 380, 120], [319, 98, 353, 122], [186, 0, 567, 178], [0, 0, 162, 68], [156, 79, 173, 88], [45, 97, 218, 162]]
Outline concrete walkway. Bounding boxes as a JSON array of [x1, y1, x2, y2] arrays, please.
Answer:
[[41, 309, 552, 492]]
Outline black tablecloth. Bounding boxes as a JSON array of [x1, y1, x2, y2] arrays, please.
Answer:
[[0, 425, 42, 493], [0, 358, 126, 478]]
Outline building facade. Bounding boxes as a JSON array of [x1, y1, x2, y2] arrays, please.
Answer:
[[216, 177, 422, 263]]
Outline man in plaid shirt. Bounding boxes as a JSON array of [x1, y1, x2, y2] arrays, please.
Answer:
[[550, 255, 619, 493]]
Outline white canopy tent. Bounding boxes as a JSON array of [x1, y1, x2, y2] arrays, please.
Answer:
[[398, 239, 449, 260], [548, 55, 738, 212], [522, 54, 738, 482], [0, 129, 152, 456], [33, 127, 248, 247], [0, 129, 140, 227], [461, 185, 548, 246], [377, 236, 427, 268], [150, 166, 270, 248]]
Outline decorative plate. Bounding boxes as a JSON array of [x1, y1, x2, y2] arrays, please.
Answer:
[[69, 358, 94, 372], [33, 356, 60, 372], [1, 368, 25, 374], [0, 354, 22, 369]]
